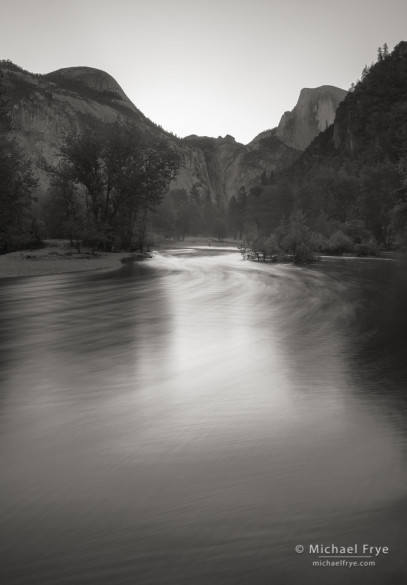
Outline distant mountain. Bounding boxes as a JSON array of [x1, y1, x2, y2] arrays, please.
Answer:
[[277, 85, 347, 150], [0, 62, 171, 191], [180, 131, 300, 204], [293, 42, 407, 167], [243, 42, 407, 248], [0, 60, 343, 207]]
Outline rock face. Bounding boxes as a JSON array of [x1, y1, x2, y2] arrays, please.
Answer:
[[2, 64, 160, 192], [277, 85, 347, 150], [46, 66, 129, 98], [1, 63, 342, 205], [177, 131, 300, 203]]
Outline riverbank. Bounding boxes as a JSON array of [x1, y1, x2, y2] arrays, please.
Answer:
[[0, 240, 124, 279], [1, 238, 402, 279], [158, 236, 241, 250], [0, 237, 241, 279]]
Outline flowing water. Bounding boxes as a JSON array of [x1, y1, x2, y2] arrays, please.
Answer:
[[1, 249, 407, 584]]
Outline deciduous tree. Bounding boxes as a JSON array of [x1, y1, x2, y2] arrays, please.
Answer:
[[45, 119, 181, 250]]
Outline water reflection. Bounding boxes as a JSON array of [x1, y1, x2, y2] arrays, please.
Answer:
[[1, 252, 407, 584]]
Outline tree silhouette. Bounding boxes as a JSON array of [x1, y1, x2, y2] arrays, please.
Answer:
[[45, 119, 181, 250]]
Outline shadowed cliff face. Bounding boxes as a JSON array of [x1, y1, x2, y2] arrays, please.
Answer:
[[178, 131, 300, 203], [277, 85, 347, 150], [0, 63, 317, 204]]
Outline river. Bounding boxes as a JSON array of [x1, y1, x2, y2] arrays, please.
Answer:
[[1, 249, 407, 584]]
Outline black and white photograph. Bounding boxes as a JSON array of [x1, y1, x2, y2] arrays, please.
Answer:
[[1, 1, 407, 583]]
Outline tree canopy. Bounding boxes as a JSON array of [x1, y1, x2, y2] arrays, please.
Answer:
[[44, 119, 181, 250]]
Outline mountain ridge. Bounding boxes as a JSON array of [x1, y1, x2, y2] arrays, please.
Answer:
[[241, 41, 407, 250], [0, 60, 344, 205]]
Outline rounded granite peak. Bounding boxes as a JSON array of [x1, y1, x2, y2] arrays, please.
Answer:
[[298, 85, 348, 101], [45, 66, 128, 100]]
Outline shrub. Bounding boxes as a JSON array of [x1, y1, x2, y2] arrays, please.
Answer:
[[310, 232, 328, 252], [280, 211, 318, 263], [290, 242, 317, 264], [324, 230, 353, 255], [353, 241, 381, 256]]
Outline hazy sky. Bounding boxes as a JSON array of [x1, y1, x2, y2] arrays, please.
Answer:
[[2, 0, 407, 143]]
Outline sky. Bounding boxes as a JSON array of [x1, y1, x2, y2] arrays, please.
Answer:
[[2, 0, 407, 144]]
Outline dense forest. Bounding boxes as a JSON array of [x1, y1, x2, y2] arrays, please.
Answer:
[[1, 43, 407, 259], [232, 42, 407, 262]]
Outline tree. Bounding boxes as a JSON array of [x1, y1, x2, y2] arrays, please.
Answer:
[[213, 216, 227, 240], [45, 119, 181, 250], [0, 93, 37, 252], [280, 210, 317, 263], [228, 186, 247, 239], [44, 161, 85, 250], [390, 151, 407, 247], [358, 162, 399, 245]]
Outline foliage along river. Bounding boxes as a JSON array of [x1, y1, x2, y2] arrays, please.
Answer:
[[1, 248, 407, 585]]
